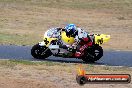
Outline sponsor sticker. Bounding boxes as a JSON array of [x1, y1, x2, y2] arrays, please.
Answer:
[[76, 65, 131, 85]]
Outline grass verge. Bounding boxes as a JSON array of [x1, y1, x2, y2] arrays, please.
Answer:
[[0, 59, 132, 74], [0, 59, 131, 88]]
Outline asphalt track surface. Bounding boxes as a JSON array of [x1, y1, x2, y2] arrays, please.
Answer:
[[0, 45, 132, 67]]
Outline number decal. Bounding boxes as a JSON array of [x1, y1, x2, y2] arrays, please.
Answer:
[[97, 38, 103, 44], [44, 38, 49, 45]]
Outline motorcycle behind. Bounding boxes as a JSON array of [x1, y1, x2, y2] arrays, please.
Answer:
[[31, 28, 110, 62]]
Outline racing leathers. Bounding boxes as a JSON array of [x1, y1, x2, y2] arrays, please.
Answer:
[[69, 28, 93, 57]]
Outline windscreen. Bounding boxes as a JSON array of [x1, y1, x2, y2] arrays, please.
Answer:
[[44, 28, 60, 38]]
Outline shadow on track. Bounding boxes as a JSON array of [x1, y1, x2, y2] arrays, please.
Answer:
[[32, 56, 105, 66]]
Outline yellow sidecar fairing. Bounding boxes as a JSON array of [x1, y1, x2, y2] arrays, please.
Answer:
[[94, 34, 110, 45]]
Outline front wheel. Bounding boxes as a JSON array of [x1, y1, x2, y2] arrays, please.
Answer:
[[81, 45, 103, 63], [31, 44, 52, 59]]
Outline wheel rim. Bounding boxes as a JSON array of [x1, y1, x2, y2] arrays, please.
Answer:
[[85, 48, 101, 60], [94, 49, 100, 57], [82, 46, 103, 62], [34, 46, 46, 56]]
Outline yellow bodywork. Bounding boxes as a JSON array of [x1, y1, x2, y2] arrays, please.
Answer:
[[43, 37, 57, 47], [61, 31, 75, 45], [43, 30, 110, 47], [94, 34, 110, 45], [43, 31, 75, 47]]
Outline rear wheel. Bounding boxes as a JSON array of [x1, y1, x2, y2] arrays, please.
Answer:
[[81, 45, 103, 62], [31, 44, 52, 59]]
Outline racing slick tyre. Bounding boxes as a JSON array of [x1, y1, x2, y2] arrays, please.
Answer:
[[81, 45, 103, 63], [31, 43, 52, 59]]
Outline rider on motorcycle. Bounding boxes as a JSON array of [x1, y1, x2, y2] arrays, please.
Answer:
[[63, 24, 93, 57]]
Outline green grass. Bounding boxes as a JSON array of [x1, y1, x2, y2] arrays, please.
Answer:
[[0, 33, 41, 45], [0, 60, 17, 69], [0, 59, 131, 73], [0, 59, 67, 66]]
